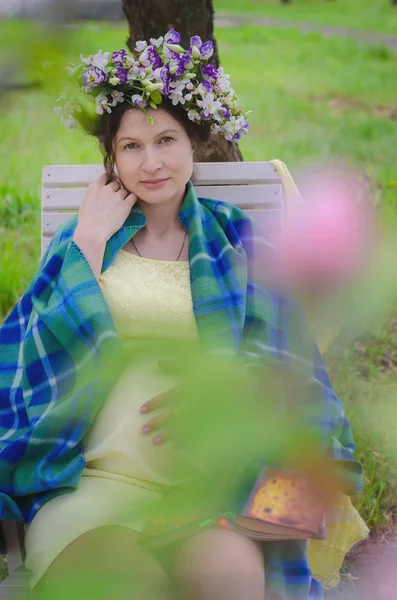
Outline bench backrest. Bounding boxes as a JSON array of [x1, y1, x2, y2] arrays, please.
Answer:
[[41, 161, 284, 256]]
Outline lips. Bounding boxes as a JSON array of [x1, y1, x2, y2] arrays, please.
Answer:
[[141, 178, 169, 184]]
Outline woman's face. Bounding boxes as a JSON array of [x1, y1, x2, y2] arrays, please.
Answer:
[[113, 107, 195, 205]]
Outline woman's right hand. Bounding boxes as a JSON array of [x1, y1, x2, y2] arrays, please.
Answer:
[[76, 172, 138, 243]]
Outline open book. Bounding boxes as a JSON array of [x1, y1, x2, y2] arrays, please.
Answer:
[[137, 467, 326, 550]]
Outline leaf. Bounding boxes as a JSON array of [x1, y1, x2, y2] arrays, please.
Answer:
[[151, 90, 162, 105]]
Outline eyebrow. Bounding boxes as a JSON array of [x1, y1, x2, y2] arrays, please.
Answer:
[[117, 129, 180, 143]]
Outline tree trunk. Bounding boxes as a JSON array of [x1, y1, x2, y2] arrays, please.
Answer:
[[122, 0, 243, 162]]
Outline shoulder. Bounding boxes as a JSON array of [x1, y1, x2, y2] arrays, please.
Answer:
[[197, 196, 252, 230]]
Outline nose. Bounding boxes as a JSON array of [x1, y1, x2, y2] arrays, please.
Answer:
[[141, 145, 163, 174]]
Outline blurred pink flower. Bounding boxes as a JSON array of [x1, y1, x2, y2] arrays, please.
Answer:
[[263, 163, 375, 292]]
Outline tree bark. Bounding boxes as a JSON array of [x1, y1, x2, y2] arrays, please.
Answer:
[[122, 0, 243, 162]]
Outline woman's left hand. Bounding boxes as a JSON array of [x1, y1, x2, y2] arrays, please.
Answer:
[[140, 387, 180, 445]]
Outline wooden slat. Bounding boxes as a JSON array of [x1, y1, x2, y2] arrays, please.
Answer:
[[192, 162, 280, 185], [42, 212, 76, 236], [42, 184, 282, 211], [42, 162, 280, 188], [41, 236, 52, 256], [195, 184, 281, 207], [41, 207, 283, 256]]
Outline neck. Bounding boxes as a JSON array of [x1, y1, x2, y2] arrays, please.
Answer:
[[138, 189, 186, 237]]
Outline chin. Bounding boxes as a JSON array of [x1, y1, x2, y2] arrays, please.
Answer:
[[138, 181, 183, 204]]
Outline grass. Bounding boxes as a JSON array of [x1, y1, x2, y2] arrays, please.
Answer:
[[214, 0, 397, 36], [0, 7, 397, 540]]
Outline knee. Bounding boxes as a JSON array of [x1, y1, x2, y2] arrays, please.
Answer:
[[173, 527, 265, 584]]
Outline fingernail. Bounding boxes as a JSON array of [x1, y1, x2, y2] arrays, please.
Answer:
[[142, 426, 152, 434], [153, 436, 163, 445], [140, 405, 149, 414]]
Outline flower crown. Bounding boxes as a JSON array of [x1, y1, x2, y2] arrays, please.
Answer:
[[55, 28, 250, 143]]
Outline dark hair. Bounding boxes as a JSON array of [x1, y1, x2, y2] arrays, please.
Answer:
[[87, 98, 211, 181]]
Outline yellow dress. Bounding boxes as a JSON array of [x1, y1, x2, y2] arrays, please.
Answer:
[[24, 227, 368, 591], [24, 250, 199, 589]]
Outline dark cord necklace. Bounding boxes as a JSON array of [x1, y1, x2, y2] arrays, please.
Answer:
[[131, 231, 188, 261]]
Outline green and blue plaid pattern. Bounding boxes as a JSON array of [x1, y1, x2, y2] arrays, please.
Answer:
[[0, 181, 362, 598]]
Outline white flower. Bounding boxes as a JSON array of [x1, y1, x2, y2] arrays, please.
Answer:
[[221, 121, 234, 133], [64, 116, 79, 129], [169, 81, 187, 95], [170, 91, 185, 105], [186, 82, 194, 91], [65, 64, 76, 76], [95, 94, 112, 115], [197, 93, 223, 120], [184, 93, 193, 101], [210, 123, 221, 134], [90, 50, 110, 70], [135, 40, 147, 52], [131, 94, 145, 106], [111, 90, 124, 106], [139, 47, 150, 66], [55, 93, 68, 103], [80, 53, 91, 65], [187, 109, 200, 121], [150, 36, 164, 47], [109, 76, 120, 85], [124, 57, 136, 69]]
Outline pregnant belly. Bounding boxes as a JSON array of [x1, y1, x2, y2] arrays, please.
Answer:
[[82, 358, 199, 486]]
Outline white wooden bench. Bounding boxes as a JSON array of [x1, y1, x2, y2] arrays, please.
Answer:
[[0, 160, 284, 596]]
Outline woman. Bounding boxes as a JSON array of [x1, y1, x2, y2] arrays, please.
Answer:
[[0, 32, 365, 600]]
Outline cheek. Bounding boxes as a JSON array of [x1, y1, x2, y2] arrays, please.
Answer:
[[167, 145, 194, 174], [115, 153, 138, 179]]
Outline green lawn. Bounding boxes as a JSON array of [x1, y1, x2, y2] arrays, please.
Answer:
[[1, 13, 397, 530], [214, 0, 397, 36]]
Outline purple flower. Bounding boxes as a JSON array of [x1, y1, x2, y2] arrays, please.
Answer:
[[232, 132, 242, 142], [172, 53, 192, 77], [131, 94, 147, 107], [221, 107, 231, 119], [201, 64, 218, 80], [83, 67, 107, 89], [165, 28, 181, 45], [201, 80, 212, 93], [160, 65, 171, 94], [200, 41, 214, 60], [181, 53, 192, 66], [147, 46, 163, 69], [173, 57, 186, 78], [190, 35, 202, 48], [200, 113, 211, 121], [115, 67, 127, 84], [112, 50, 127, 65]]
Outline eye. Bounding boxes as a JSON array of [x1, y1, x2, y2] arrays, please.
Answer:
[[159, 136, 174, 144], [125, 142, 138, 150]]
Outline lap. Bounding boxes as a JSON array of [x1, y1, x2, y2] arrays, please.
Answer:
[[34, 526, 171, 600]]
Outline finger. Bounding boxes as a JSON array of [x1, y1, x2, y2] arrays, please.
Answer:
[[124, 192, 138, 207], [117, 188, 129, 200], [142, 411, 170, 435], [108, 179, 121, 192], [140, 386, 179, 414], [97, 172, 110, 185]]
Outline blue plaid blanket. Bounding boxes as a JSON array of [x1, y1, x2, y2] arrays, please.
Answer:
[[0, 181, 362, 598]]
